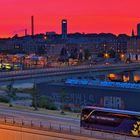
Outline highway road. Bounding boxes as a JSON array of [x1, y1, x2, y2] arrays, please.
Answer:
[[0, 106, 138, 140], [0, 106, 101, 139], [0, 63, 140, 82], [0, 106, 82, 137], [0, 106, 80, 126]]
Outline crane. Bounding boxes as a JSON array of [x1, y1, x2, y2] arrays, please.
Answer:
[[13, 29, 28, 37]]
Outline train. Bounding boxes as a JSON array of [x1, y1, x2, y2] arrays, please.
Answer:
[[80, 106, 140, 136]]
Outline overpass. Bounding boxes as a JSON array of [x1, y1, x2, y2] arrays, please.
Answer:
[[0, 63, 140, 84]]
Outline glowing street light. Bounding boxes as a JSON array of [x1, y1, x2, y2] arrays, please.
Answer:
[[104, 53, 109, 58], [120, 53, 125, 61], [121, 54, 125, 58], [44, 36, 47, 40]]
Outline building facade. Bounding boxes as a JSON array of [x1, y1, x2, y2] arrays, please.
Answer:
[[127, 37, 140, 61], [137, 23, 140, 37], [62, 19, 67, 40]]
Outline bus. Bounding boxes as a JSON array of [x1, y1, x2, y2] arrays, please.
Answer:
[[80, 106, 140, 136]]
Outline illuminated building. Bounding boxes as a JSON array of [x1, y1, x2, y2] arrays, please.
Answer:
[[127, 37, 140, 61], [137, 23, 140, 37], [62, 19, 67, 39]]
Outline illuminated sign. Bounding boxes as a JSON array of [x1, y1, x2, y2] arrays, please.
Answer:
[[66, 79, 140, 89], [91, 115, 115, 121]]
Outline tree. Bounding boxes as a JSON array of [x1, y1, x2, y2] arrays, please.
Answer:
[[59, 47, 69, 62], [5, 79, 16, 107], [84, 49, 91, 60], [31, 82, 39, 111], [79, 52, 83, 61], [38, 96, 56, 110], [60, 47, 68, 57], [97, 51, 104, 57], [108, 49, 116, 58], [37, 46, 45, 55], [70, 48, 78, 59], [60, 88, 68, 114]]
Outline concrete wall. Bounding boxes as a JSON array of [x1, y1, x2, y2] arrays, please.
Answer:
[[37, 83, 140, 112]]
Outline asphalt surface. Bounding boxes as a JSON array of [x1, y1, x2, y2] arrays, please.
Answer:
[[0, 63, 140, 83], [0, 106, 80, 126], [0, 106, 138, 140]]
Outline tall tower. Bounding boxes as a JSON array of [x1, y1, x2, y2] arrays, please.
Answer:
[[62, 19, 67, 39], [137, 23, 140, 37], [31, 16, 34, 36], [132, 29, 135, 37]]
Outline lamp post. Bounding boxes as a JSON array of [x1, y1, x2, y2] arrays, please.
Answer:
[[104, 53, 109, 59], [120, 53, 125, 61], [103, 43, 107, 52], [104, 52, 110, 64]]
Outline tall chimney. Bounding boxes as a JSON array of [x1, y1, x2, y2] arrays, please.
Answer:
[[25, 29, 27, 36], [31, 16, 34, 36]]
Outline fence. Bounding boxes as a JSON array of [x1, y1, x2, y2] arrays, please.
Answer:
[[0, 116, 139, 140]]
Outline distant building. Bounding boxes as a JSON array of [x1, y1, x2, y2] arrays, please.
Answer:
[[46, 32, 56, 36], [127, 37, 140, 61], [62, 19, 67, 40], [137, 23, 140, 36], [0, 32, 130, 58], [46, 31, 56, 39]]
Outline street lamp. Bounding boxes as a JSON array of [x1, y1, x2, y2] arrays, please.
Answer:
[[103, 43, 107, 52], [121, 54, 124, 58], [104, 52, 110, 65], [120, 53, 125, 61], [104, 53, 109, 59], [44, 36, 47, 40]]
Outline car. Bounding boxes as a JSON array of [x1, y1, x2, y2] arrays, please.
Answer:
[[2, 63, 13, 70], [14, 64, 23, 70]]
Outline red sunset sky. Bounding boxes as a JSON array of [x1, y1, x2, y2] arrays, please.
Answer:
[[0, 0, 140, 37]]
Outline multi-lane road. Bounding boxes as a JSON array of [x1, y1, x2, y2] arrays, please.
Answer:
[[0, 63, 140, 82], [0, 106, 79, 126], [0, 106, 102, 140], [0, 106, 138, 140]]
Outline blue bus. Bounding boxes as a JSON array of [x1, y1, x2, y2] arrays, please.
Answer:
[[80, 106, 140, 136]]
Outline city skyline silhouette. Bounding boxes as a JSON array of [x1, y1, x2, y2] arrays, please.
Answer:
[[0, 0, 140, 37]]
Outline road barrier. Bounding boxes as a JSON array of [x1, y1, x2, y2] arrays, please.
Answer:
[[0, 116, 139, 140], [0, 63, 140, 82]]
